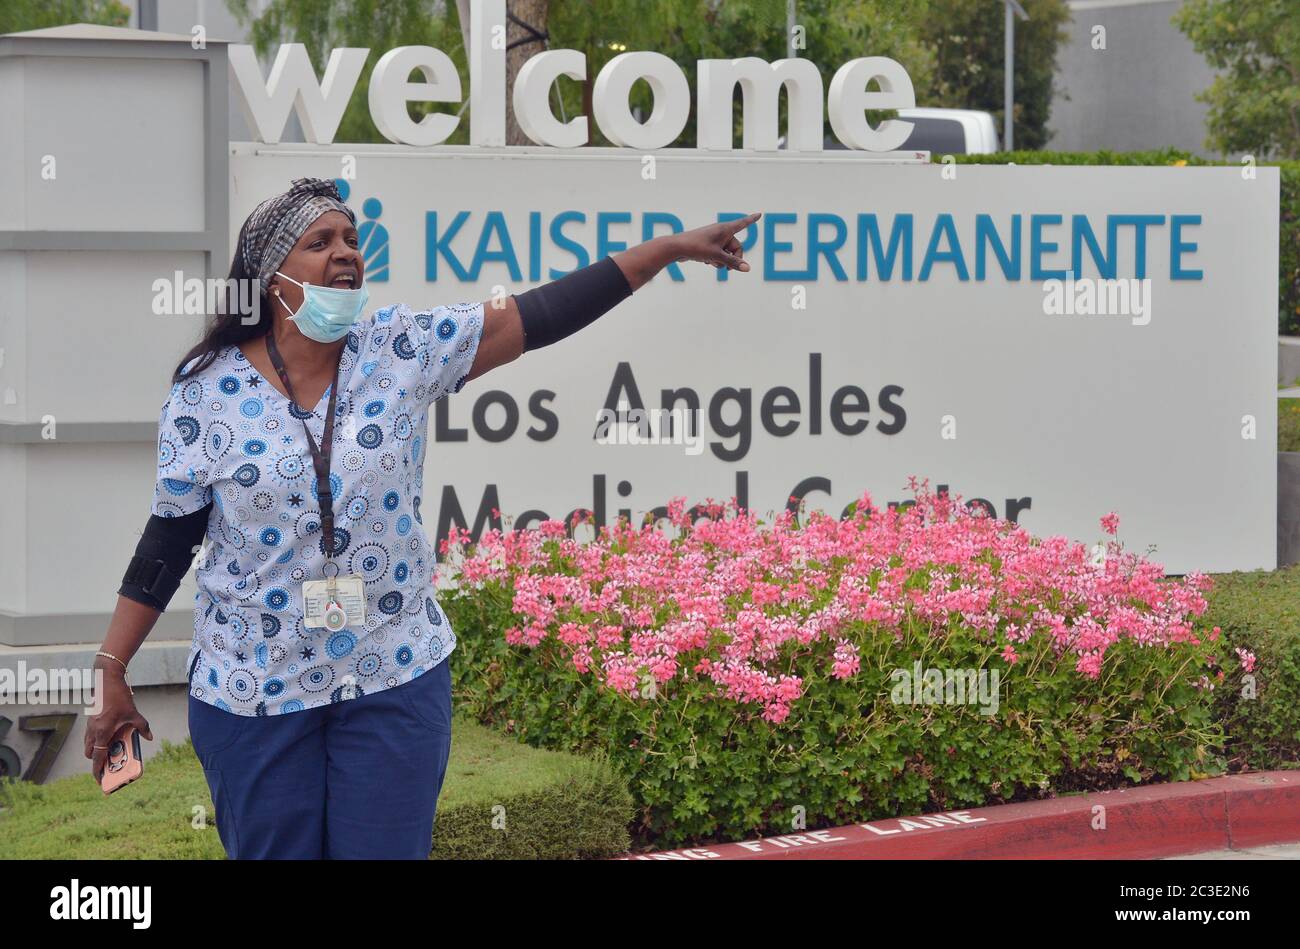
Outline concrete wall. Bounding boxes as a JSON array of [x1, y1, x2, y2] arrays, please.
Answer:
[[0, 25, 229, 783], [1281, 338, 1300, 387], [1049, 0, 1219, 155], [1280, 453, 1300, 568]]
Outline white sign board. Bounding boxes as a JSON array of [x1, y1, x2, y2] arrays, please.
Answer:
[[230, 144, 1279, 574]]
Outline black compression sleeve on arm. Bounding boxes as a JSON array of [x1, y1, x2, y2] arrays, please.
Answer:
[[118, 502, 213, 611], [511, 254, 634, 352]]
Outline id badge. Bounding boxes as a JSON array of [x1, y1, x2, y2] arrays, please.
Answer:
[[302, 575, 367, 631]]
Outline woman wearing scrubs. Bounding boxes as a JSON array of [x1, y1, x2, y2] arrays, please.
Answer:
[[83, 176, 760, 859]]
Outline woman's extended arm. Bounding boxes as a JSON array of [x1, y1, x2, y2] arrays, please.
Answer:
[[465, 213, 761, 384]]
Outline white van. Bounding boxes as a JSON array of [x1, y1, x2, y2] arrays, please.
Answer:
[[778, 108, 1001, 155], [892, 108, 1000, 155]]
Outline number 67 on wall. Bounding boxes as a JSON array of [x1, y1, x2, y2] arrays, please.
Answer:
[[0, 713, 78, 784]]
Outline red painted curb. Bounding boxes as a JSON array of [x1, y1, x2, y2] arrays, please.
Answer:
[[616, 771, 1300, 860]]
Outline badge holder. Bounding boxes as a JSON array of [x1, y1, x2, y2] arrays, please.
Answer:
[[303, 560, 367, 631]]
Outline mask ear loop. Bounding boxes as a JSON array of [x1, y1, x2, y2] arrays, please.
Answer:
[[272, 278, 302, 319]]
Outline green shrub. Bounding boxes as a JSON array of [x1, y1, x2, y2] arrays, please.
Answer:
[[448, 597, 1225, 850], [442, 493, 1231, 850], [1281, 399, 1300, 453], [1201, 564, 1300, 772], [448, 562, 1297, 850], [430, 718, 633, 859]]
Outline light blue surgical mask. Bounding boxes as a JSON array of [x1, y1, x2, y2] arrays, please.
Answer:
[[274, 270, 369, 343]]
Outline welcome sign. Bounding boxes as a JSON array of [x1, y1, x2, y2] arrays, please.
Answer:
[[229, 144, 1278, 574], [228, 0, 918, 151]]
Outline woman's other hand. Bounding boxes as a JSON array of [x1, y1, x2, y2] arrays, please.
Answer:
[[84, 656, 152, 783]]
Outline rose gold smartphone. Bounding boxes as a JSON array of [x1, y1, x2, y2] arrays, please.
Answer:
[[100, 724, 144, 795]]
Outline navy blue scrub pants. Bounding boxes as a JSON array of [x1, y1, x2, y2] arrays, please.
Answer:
[[188, 658, 453, 859]]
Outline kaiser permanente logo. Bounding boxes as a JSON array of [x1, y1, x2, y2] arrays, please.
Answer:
[[154, 186, 1199, 302], [334, 178, 390, 282], [423, 210, 1203, 288], [49, 880, 151, 929]]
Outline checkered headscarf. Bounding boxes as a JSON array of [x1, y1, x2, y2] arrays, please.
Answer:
[[238, 177, 358, 295]]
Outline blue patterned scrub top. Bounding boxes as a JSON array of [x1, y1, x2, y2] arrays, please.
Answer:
[[153, 301, 484, 717]]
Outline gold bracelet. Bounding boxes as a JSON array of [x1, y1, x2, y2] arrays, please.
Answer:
[[95, 651, 129, 675]]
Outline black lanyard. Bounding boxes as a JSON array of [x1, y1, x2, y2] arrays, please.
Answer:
[[264, 332, 344, 559]]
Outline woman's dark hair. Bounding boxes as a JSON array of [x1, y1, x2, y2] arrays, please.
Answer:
[[170, 218, 275, 384]]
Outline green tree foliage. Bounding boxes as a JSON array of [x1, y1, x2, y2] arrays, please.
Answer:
[[1174, 0, 1300, 159], [924, 0, 1071, 150], [546, 0, 938, 147], [0, 0, 130, 34]]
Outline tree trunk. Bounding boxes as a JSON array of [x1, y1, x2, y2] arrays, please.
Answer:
[[506, 0, 550, 145]]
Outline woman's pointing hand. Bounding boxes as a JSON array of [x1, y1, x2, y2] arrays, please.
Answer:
[[608, 211, 763, 292], [671, 212, 762, 272]]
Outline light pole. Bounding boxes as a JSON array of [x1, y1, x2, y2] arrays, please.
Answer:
[[1004, 0, 1029, 151], [788, 0, 797, 60]]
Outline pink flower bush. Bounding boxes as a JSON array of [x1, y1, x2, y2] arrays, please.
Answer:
[[441, 480, 1221, 724]]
